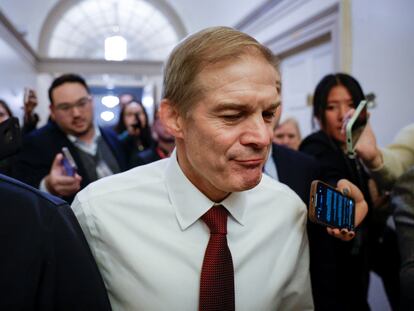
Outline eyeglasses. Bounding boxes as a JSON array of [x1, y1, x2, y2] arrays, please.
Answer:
[[55, 96, 91, 112]]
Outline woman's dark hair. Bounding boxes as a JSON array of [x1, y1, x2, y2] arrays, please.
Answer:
[[0, 99, 13, 118], [115, 99, 153, 148], [312, 73, 365, 128]]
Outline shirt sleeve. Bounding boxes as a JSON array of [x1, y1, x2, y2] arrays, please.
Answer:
[[371, 124, 414, 189], [279, 202, 314, 310]]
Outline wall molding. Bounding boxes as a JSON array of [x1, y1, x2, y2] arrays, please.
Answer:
[[235, 0, 307, 34], [237, 0, 349, 71], [264, 4, 339, 63], [36, 57, 164, 76], [0, 9, 37, 67]]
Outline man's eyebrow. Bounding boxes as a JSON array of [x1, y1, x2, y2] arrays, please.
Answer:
[[212, 103, 249, 111], [55, 96, 89, 106], [268, 101, 281, 109]]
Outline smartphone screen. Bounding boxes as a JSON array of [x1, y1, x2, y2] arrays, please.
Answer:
[[310, 181, 355, 230]]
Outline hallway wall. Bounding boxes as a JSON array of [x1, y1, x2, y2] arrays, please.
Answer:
[[0, 36, 37, 121], [352, 0, 414, 146]]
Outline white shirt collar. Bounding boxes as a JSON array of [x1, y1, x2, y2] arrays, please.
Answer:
[[67, 126, 101, 155], [165, 149, 247, 231]]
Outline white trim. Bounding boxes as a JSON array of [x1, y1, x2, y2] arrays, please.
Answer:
[[36, 58, 163, 76], [0, 10, 37, 67], [238, 0, 348, 72]]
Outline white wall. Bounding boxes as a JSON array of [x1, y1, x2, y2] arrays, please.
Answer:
[[0, 0, 57, 50], [351, 0, 414, 146], [0, 36, 37, 122]]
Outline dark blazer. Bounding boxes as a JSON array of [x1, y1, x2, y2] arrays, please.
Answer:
[[272, 143, 362, 311], [0, 174, 111, 310], [129, 146, 161, 168], [13, 121, 127, 202], [271, 143, 321, 204]]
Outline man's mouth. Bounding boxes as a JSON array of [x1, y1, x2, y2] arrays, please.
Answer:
[[72, 120, 85, 127], [234, 158, 265, 166]]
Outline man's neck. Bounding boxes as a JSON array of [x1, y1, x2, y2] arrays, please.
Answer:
[[76, 126, 96, 144]]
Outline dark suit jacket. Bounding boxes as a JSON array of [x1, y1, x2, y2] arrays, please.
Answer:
[[272, 144, 358, 311], [271, 144, 321, 204], [13, 121, 127, 202], [0, 174, 112, 310], [129, 146, 161, 168]]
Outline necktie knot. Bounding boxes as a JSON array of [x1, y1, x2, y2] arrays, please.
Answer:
[[201, 205, 228, 234]]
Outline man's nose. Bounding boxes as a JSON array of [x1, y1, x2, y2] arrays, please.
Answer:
[[71, 106, 82, 116], [240, 118, 272, 148]]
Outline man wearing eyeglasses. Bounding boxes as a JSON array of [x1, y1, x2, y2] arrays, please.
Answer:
[[14, 73, 127, 202]]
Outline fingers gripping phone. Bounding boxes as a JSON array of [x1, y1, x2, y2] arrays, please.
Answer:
[[61, 147, 77, 176], [309, 180, 355, 230], [345, 99, 369, 158]]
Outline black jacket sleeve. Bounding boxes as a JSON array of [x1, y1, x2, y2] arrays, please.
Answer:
[[0, 175, 112, 310]]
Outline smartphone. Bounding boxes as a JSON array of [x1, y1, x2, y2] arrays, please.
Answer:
[[345, 99, 369, 158], [309, 180, 355, 230], [61, 147, 77, 176], [23, 88, 31, 103]]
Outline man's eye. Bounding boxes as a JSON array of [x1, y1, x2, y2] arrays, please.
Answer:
[[222, 114, 242, 121], [263, 111, 276, 121]]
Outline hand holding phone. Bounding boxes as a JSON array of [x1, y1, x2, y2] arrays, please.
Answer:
[[61, 147, 77, 176], [309, 180, 355, 231]]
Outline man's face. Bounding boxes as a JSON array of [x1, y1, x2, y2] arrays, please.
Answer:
[[172, 54, 280, 201], [50, 82, 94, 137], [273, 121, 301, 150]]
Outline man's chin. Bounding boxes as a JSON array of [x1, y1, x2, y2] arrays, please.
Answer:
[[233, 172, 263, 192], [70, 126, 91, 137]]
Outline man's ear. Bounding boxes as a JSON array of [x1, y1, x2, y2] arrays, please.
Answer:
[[159, 99, 184, 139]]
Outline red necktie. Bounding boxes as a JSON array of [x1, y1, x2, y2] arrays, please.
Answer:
[[199, 205, 235, 311]]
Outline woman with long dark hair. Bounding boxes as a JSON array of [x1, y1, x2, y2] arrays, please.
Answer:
[[114, 99, 153, 167], [300, 73, 399, 310]]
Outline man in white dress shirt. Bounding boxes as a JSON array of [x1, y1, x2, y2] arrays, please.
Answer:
[[72, 27, 366, 310]]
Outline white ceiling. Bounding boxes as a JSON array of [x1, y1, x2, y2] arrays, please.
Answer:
[[0, 0, 267, 59]]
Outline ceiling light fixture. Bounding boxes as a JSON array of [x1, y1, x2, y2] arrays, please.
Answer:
[[105, 35, 127, 61]]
